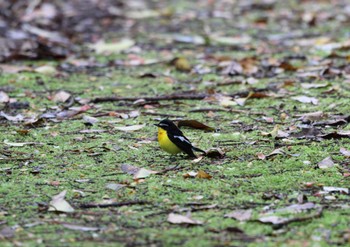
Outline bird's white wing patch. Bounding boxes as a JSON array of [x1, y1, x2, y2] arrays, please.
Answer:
[[174, 135, 191, 145]]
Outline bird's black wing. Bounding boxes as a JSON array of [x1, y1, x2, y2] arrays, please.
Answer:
[[167, 130, 197, 157]]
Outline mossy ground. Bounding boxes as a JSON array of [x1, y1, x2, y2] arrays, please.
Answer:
[[1, 66, 350, 246], [2, 0, 350, 246]]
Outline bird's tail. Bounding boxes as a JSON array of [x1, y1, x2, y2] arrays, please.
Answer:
[[192, 146, 206, 154]]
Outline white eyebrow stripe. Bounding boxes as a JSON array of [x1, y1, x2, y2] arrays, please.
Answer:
[[159, 123, 169, 127], [174, 135, 191, 144]]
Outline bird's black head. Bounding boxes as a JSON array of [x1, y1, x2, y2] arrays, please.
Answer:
[[154, 119, 178, 131]]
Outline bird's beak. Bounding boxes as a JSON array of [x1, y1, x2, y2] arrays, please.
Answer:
[[154, 123, 159, 127]]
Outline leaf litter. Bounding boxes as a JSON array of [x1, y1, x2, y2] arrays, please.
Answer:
[[2, 0, 350, 246]]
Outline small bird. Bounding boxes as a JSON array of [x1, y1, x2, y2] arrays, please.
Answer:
[[155, 119, 206, 158]]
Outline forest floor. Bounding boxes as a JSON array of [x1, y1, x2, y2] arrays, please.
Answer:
[[1, 0, 350, 246]]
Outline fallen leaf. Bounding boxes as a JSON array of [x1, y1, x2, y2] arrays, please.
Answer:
[[83, 115, 99, 125], [297, 111, 326, 122], [115, 124, 145, 132], [0, 64, 32, 74], [90, 39, 135, 54], [292, 96, 319, 105], [79, 129, 106, 133], [210, 35, 251, 45], [196, 170, 212, 179], [0, 91, 10, 103], [0, 226, 15, 238], [52, 91, 71, 102], [205, 148, 225, 158], [301, 83, 328, 89], [34, 65, 57, 74], [265, 148, 285, 159], [173, 34, 205, 45], [120, 164, 157, 179], [167, 213, 203, 225], [105, 183, 125, 191], [0, 111, 24, 122], [340, 147, 350, 157], [48, 190, 75, 213], [120, 164, 140, 175], [275, 202, 316, 213], [4, 140, 43, 147], [177, 120, 214, 131], [133, 168, 157, 179], [191, 156, 203, 163], [318, 156, 334, 169], [183, 171, 198, 178], [125, 9, 160, 19], [61, 223, 99, 231], [323, 186, 349, 194], [225, 209, 252, 221], [259, 215, 288, 225]]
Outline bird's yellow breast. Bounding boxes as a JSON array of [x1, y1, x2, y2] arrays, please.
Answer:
[[157, 127, 182, 154]]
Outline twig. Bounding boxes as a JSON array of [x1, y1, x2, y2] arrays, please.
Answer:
[[91, 89, 269, 103], [274, 206, 323, 228], [91, 93, 208, 103], [80, 200, 149, 209], [157, 165, 185, 175]]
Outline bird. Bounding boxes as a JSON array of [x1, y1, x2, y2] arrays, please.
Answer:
[[155, 119, 206, 158]]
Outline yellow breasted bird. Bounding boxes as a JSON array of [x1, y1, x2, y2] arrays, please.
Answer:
[[155, 119, 206, 158]]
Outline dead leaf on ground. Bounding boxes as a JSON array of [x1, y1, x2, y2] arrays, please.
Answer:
[[322, 186, 349, 194], [105, 183, 126, 191], [83, 115, 99, 125], [290, 127, 323, 139], [318, 156, 334, 169], [301, 83, 329, 89], [61, 223, 99, 232], [296, 111, 327, 122], [177, 120, 214, 131], [275, 202, 316, 213], [225, 209, 253, 222], [292, 95, 319, 105], [120, 164, 157, 179], [34, 65, 57, 74], [0, 226, 15, 239], [4, 140, 43, 147], [134, 168, 158, 179], [340, 147, 350, 157], [115, 124, 145, 132], [183, 171, 198, 178], [0, 91, 10, 103], [48, 190, 75, 213], [205, 148, 225, 158], [0, 111, 24, 122], [89, 39, 135, 54], [51, 90, 71, 102], [196, 170, 212, 179], [167, 213, 203, 225], [259, 215, 288, 225], [0, 64, 32, 74]]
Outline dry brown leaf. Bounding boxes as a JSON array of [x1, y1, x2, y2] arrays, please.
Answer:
[[177, 120, 214, 131], [196, 170, 212, 179]]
